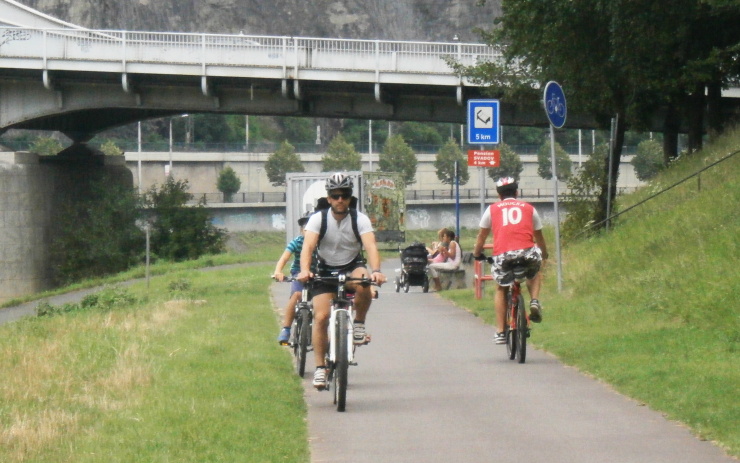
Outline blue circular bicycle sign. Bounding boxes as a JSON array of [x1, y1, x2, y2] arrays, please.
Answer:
[[543, 81, 567, 128]]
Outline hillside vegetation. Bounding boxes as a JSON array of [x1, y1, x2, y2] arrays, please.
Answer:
[[531, 128, 739, 454]]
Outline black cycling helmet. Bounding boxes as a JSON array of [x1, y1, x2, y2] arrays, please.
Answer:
[[496, 176, 518, 197], [297, 212, 312, 227], [325, 172, 353, 192]]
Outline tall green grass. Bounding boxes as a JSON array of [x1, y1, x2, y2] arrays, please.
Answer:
[[0, 239, 309, 462], [447, 127, 740, 457]]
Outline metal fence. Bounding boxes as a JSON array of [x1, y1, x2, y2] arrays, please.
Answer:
[[188, 187, 641, 205]]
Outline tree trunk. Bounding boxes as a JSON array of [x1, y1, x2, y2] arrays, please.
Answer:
[[687, 82, 705, 154], [663, 104, 679, 164], [594, 115, 625, 230]]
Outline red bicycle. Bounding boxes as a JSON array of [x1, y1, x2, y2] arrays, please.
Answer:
[[477, 255, 530, 364]]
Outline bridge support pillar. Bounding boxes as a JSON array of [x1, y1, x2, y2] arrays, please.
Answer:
[[0, 147, 132, 303]]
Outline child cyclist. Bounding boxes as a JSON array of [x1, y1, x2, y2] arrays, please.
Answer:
[[273, 213, 312, 345]]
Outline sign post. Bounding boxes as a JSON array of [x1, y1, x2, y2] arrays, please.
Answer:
[[543, 81, 565, 292], [467, 99, 500, 216]]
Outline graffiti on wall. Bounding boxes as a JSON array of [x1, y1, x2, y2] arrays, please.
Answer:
[[271, 214, 286, 230], [406, 209, 431, 229]]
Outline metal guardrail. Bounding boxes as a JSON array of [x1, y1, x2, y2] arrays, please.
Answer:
[[572, 149, 740, 237], [188, 187, 641, 205], [0, 27, 501, 83]]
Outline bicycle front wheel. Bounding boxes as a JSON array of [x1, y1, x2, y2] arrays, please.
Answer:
[[294, 305, 311, 377], [333, 310, 350, 412], [516, 293, 527, 364]]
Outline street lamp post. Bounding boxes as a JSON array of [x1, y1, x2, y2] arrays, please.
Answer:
[[168, 114, 188, 176], [168, 119, 173, 175]]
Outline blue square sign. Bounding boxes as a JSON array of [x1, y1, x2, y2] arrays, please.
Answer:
[[467, 99, 500, 145]]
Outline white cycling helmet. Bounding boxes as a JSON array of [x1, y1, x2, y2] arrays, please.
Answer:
[[496, 177, 518, 195], [325, 172, 353, 191]]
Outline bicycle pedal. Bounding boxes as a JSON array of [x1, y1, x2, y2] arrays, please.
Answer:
[[350, 361, 358, 366]]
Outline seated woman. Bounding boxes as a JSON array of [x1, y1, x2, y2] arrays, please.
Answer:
[[427, 228, 461, 291], [427, 241, 448, 264]]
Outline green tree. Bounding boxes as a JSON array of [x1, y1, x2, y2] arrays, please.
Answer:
[[143, 177, 226, 262], [30, 136, 63, 156], [216, 166, 242, 202], [379, 134, 418, 185], [265, 141, 304, 186], [631, 139, 665, 181], [279, 117, 316, 144], [486, 143, 523, 182], [434, 138, 469, 193], [537, 140, 572, 181], [50, 174, 143, 284], [470, 0, 740, 231], [99, 139, 123, 156], [322, 134, 362, 172], [398, 121, 444, 146]]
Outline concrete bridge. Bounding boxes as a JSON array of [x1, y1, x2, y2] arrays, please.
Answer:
[[0, 0, 510, 143]]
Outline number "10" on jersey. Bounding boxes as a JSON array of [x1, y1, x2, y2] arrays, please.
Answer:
[[501, 207, 523, 226]]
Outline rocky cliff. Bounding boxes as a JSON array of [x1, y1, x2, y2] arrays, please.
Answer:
[[23, 0, 500, 42]]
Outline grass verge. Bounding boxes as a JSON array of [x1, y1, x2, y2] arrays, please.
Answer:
[[0, 265, 309, 462]]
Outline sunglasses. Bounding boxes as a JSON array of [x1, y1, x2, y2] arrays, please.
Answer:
[[330, 193, 351, 200]]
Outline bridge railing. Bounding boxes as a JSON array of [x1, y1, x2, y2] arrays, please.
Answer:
[[0, 26, 501, 79]]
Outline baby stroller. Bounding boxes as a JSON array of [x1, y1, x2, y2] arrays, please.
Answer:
[[395, 242, 430, 293]]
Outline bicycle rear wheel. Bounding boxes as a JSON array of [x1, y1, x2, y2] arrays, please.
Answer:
[[506, 291, 517, 360], [294, 304, 311, 377], [333, 310, 350, 412], [515, 293, 527, 364]]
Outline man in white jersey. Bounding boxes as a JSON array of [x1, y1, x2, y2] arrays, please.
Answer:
[[297, 173, 386, 389]]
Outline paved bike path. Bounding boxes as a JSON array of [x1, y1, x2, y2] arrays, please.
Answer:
[[271, 258, 733, 463]]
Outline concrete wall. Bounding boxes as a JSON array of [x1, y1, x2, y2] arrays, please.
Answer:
[[0, 151, 132, 303], [124, 151, 644, 200], [0, 152, 54, 301]]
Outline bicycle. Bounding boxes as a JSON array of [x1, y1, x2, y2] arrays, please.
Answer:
[[311, 273, 376, 412], [475, 254, 531, 364], [275, 277, 313, 377]]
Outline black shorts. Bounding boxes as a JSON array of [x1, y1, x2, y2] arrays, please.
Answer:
[[312, 255, 367, 296]]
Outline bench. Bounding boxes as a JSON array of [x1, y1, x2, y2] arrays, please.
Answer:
[[436, 268, 467, 290]]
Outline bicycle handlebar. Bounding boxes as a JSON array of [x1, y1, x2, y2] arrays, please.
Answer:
[[310, 275, 379, 288], [473, 254, 494, 264]]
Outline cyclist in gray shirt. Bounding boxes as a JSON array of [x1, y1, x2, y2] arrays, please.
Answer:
[[297, 172, 387, 389]]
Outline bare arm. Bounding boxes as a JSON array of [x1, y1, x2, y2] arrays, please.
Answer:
[[297, 230, 319, 282], [272, 250, 292, 281], [361, 232, 386, 285], [473, 227, 490, 257], [533, 229, 548, 260]]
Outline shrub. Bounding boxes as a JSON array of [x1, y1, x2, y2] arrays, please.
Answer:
[[217, 166, 241, 202], [631, 139, 665, 181], [143, 177, 227, 261], [50, 174, 144, 285], [562, 144, 609, 240], [30, 136, 63, 156]]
